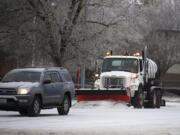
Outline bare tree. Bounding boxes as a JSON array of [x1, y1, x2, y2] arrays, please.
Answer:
[[146, 30, 180, 77], [21, 0, 85, 66], [1, 0, 180, 78], [0, 0, 37, 67], [141, 0, 180, 77]]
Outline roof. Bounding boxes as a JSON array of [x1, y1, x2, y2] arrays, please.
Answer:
[[12, 68, 45, 72], [166, 64, 180, 74], [10, 67, 67, 72], [104, 55, 142, 59]]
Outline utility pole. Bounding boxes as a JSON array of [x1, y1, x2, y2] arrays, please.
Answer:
[[81, 0, 88, 88], [32, 16, 36, 67]]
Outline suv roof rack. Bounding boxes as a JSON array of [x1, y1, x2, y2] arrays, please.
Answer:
[[23, 66, 44, 68], [45, 67, 67, 70], [18, 67, 67, 71]]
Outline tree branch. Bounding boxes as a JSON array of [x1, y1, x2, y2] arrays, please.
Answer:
[[72, 0, 84, 25]]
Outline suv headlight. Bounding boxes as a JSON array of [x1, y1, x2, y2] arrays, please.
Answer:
[[18, 88, 30, 95]]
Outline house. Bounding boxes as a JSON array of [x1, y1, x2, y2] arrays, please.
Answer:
[[162, 64, 180, 95]]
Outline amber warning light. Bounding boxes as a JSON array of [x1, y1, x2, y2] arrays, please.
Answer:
[[134, 52, 141, 56], [106, 51, 112, 56]]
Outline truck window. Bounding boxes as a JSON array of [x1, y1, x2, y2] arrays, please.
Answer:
[[102, 58, 138, 73]]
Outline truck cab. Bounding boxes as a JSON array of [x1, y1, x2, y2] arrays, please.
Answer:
[[97, 56, 144, 98]]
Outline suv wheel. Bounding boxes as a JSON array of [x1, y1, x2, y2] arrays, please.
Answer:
[[27, 96, 41, 116], [57, 95, 70, 115]]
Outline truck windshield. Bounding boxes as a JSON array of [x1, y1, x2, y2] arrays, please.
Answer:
[[102, 58, 138, 73], [2, 71, 41, 82]]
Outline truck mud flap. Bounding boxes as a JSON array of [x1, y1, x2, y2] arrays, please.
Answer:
[[76, 90, 130, 102]]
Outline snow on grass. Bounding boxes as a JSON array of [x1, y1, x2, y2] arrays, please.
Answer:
[[163, 92, 180, 102]]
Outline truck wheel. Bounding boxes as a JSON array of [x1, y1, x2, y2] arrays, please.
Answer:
[[133, 86, 144, 108], [19, 109, 28, 116], [156, 90, 161, 108], [151, 90, 157, 108], [57, 95, 70, 115], [161, 99, 166, 106], [27, 97, 41, 116]]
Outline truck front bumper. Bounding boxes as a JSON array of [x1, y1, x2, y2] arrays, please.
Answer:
[[0, 95, 33, 111]]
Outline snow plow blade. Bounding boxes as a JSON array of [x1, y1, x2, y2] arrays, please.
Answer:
[[76, 89, 130, 102]]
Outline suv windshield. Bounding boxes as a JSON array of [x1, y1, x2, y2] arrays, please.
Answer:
[[102, 58, 138, 73], [2, 71, 41, 82]]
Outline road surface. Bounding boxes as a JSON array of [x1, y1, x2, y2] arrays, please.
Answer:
[[0, 98, 180, 135]]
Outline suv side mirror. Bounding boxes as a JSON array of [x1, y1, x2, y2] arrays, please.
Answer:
[[0, 77, 2, 82], [43, 79, 51, 84]]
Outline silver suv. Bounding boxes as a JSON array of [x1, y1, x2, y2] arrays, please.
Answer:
[[0, 67, 75, 116]]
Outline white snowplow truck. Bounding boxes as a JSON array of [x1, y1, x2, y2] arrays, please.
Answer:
[[76, 47, 165, 108]]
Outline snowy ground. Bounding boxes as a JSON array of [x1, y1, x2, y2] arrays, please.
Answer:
[[0, 94, 180, 135]]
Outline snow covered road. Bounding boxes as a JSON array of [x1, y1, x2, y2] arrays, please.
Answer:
[[0, 100, 180, 135]]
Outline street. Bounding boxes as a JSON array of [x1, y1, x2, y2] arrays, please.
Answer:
[[0, 97, 180, 135]]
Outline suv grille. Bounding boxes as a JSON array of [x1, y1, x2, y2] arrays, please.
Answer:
[[104, 78, 124, 88], [0, 88, 17, 95]]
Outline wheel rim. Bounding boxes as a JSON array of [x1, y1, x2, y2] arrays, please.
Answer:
[[63, 97, 69, 112], [34, 99, 40, 114]]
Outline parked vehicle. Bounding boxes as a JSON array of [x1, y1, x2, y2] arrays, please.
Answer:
[[76, 47, 165, 108], [0, 67, 75, 116]]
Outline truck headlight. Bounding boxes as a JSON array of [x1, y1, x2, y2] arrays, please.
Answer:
[[94, 73, 99, 78], [132, 74, 139, 78], [94, 84, 99, 88], [18, 88, 30, 95], [130, 85, 137, 90]]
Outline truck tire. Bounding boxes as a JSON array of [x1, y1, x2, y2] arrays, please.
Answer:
[[57, 95, 71, 115], [133, 86, 144, 108], [27, 96, 41, 116], [156, 90, 161, 108], [151, 90, 157, 108], [161, 99, 166, 106]]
